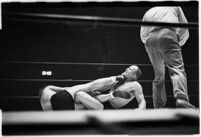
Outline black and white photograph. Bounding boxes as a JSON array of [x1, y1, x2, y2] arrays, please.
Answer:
[[0, 0, 199, 136]]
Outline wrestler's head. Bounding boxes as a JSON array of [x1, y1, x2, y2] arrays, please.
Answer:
[[122, 65, 141, 81]]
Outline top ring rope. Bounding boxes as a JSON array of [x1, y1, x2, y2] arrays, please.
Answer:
[[4, 12, 198, 29], [0, 61, 151, 66], [0, 61, 198, 67]]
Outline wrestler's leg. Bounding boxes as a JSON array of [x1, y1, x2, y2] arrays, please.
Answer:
[[75, 91, 104, 110], [39, 85, 63, 111]]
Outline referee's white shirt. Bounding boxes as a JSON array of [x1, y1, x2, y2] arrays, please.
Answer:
[[140, 6, 189, 46]]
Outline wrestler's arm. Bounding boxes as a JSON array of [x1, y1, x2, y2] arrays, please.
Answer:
[[69, 76, 117, 94], [92, 90, 132, 103], [140, 12, 149, 44], [86, 76, 117, 92], [94, 93, 114, 103], [135, 83, 146, 110], [75, 91, 104, 110], [177, 7, 189, 46]]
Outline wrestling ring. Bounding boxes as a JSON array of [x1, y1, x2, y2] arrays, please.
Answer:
[[0, 4, 199, 135]]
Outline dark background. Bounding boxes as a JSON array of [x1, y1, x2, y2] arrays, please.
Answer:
[[0, 2, 199, 111]]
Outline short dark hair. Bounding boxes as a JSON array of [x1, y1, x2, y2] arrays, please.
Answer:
[[136, 66, 142, 79]]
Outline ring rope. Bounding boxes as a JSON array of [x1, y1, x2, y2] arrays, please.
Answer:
[[0, 78, 152, 82], [1, 95, 198, 99], [0, 61, 152, 66], [4, 12, 198, 28], [0, 61, 198, 67], [0, 78, 198, 83]]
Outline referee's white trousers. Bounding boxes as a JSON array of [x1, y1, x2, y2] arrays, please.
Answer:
[[145, 28, 189, 108]]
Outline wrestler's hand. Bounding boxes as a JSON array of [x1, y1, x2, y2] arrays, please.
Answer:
[[116, 75, 126, 82], [112, 90, 130, 99], [91, 91, 102, 97]]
